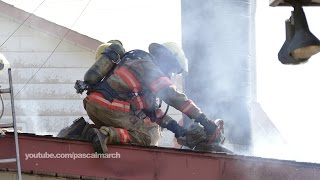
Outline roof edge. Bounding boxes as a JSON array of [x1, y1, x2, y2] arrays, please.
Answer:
[[1, 133, 320, 180]]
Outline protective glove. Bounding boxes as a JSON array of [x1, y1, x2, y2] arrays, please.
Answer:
[[163, 119, 186, 138], [176, 123, 207, 149], [195, 113, 217, 135]]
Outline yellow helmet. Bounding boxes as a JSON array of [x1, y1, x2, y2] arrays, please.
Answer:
[[95, 43, 112, 61], [149, 42, 188, 76]]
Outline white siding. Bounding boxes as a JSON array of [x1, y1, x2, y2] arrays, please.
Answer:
[[0, 14, 94, 135]]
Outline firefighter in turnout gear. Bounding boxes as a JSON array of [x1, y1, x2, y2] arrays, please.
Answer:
[[82, 40, 224, 154]]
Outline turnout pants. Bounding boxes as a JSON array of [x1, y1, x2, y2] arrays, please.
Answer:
[[83, 97, 160, 146]]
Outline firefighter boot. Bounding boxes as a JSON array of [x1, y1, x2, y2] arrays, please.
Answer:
[[57, 117, 87, 139], [80, 123, 97, 141], [88, 126, 110, 154]]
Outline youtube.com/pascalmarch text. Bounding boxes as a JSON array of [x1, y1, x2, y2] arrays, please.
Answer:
[[24, 152, 121, 160]]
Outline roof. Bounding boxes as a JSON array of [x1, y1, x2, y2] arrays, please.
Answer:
[[1, 133, 320, 180], [0, 0, 102, 51]]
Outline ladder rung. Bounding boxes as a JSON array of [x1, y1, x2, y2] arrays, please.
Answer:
[[0, 158, 17, 163], [0, 123, 13, 128]]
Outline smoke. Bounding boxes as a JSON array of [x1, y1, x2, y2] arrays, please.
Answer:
[[182, 0, 254, 152], [182, 0, 320, 161], [181, 0, 320, 163]]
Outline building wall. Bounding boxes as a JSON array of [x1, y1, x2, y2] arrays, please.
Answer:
[[0, 13, 94, 135]]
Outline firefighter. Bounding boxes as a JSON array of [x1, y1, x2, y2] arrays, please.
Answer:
[[83, 41, 224, 154]]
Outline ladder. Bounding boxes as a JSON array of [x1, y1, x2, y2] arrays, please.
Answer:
[[0, 68, 22, 180]]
